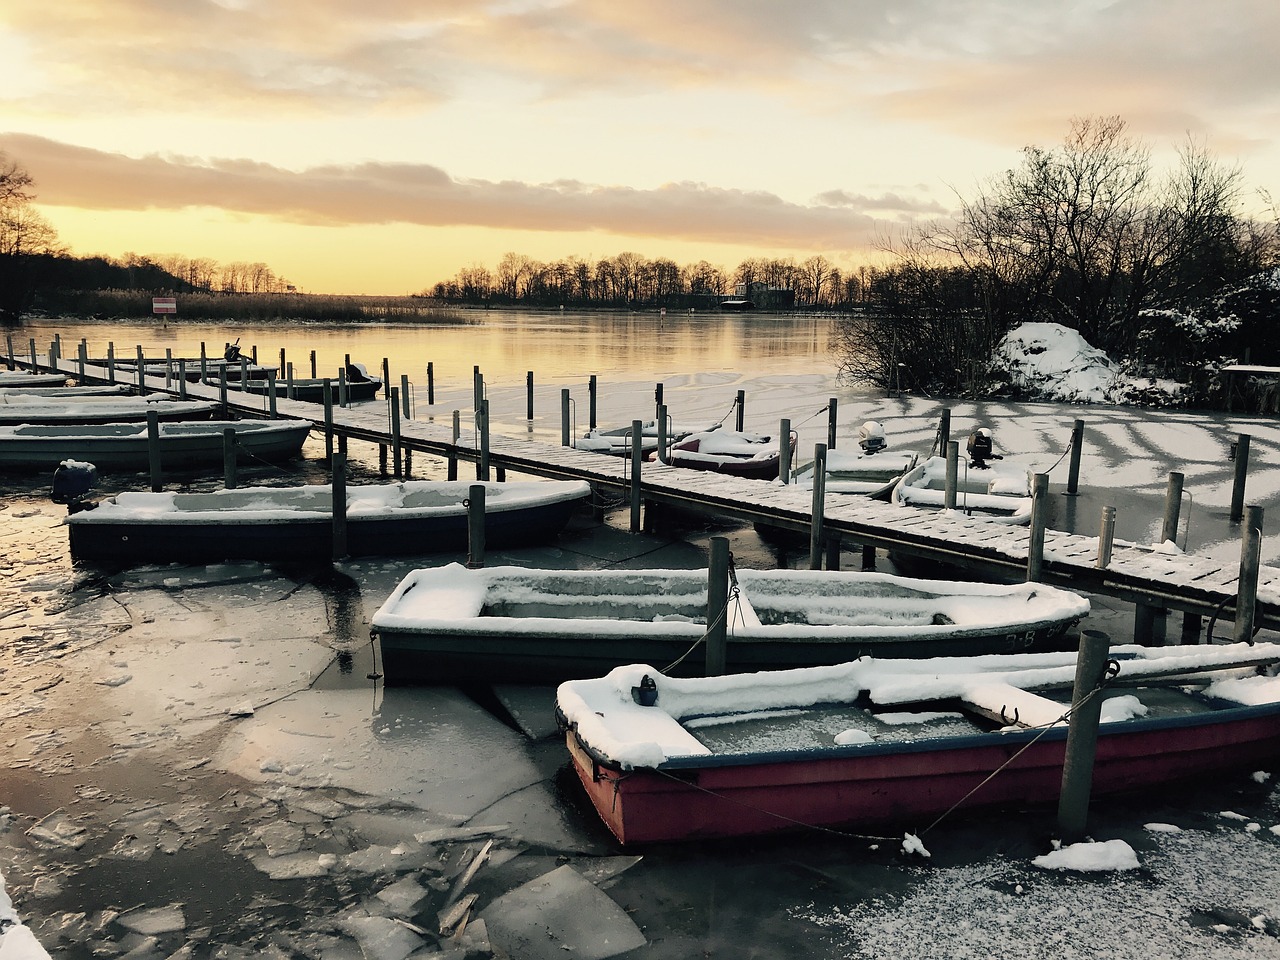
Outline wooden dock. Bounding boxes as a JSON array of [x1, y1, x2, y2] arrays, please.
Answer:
[[40, 357, 1280, 637]]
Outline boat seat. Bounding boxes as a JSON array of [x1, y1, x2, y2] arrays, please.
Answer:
[[960, 683, 1068, 729]]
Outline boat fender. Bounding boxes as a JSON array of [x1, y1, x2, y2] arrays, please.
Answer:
[[631, 674, 659, 707]]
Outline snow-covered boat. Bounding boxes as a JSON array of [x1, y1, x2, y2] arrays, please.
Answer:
[[0, 394, 219, 425], [0, 419, 312, 473], [0, 371, 67, 388], [660, 429, 792, 481], [791, 421, 920, 500], [0, 383, 131, 397], [369, 564, 1089, 684], [557, 643, 1280, 844], [891, 429, 1034, 524], [574, 420, 718, 457], [220, 364, 383, 403], [64, 479, 591, 563]]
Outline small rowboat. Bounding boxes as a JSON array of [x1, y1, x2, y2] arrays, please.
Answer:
[[0, 395, 219, 425], [660, 430, 791, 481]]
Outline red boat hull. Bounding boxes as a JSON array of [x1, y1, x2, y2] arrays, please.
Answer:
[[567, 707, 1280, 845]]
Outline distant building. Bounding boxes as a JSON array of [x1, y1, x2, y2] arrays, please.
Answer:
[[733, 281, 796, 310]]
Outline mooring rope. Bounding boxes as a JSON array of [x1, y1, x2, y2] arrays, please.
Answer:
[[660, 552, 743, 674]]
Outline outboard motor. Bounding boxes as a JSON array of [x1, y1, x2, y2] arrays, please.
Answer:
[[857, 420, 888, 455], [224, 339, 242, 363], [51, 460, 99, 514], [346, 362, 372, 384], [967, 427, 1001, 469]]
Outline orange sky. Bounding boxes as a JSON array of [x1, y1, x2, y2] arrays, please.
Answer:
[[2, 0, 1278, 294]]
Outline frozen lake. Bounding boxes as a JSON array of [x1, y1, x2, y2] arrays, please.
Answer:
[[2, 313, 1279, 959]]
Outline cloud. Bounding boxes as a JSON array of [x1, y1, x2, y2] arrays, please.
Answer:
[[1, 133, 915, 250]]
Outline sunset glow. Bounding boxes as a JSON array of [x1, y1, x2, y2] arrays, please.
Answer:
[[2, 0, 1278, 294]]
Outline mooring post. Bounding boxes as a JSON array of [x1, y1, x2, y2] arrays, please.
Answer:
[[239, 355, 248, 389], [1235, 505, 1264, 643], [629, 420, 643, 533], [706, 536, 730, 677], [560, 389, 571, 446], [27, 338, 36, 372], [310, 350, 317, 378], [164, 348, 173, 390], [827, 397, 838, 449], [426, 362, 435, 406], [267, 372, 278, 419], [401, 374, 411, 419], [390, 387, 403, 478], [809, 443, 827, 570], [1096, 505, 1116, 568], [467, 484, 486, 569], [1057, 628, 1112, 842], [146, 410, 162, 492], [383, 358, 392, 400], [136, 345, 146, 395], [526, 371, 534, 421], [779, 418, 792, 483], [218, 373, 229, 412], [937, 408, 951, 455], [655, 382, 664, 420], [472, 365, 482, 414], [735, 390, 745, 432], [279, 347, 286, 378], [477, 399, 491, 481], [323, 383, 334, 462], [862, 544, 876, 571], [107, 342, 116, 383], [284, 362, 293, 400], [656, 404, 669, 464], [1162, 472, 1184, 547], [944, 440, 959, 510], [178, 361, 188, 399], [1066, 419, 1085, 495], [4, 334, 12, 369], [338, 367, 349, 408], [1026, 472, 1049, 582], [331, 454, 348, 559], [222, 427, 237, 489], [589, 374, 598, 430], [1230, 434, 1251, 523], [448, 410, 460, 481], [77, 341, 87, 384]]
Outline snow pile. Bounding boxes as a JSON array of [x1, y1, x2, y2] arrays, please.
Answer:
[[1032, 839, 1139, 872], [993, 323, 1121, 403]]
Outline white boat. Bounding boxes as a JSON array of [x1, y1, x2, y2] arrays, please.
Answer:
[[64, 479, 592, 564], [573, 420, 719, 456], [0, 371, 67, 387], [660, 429, 789, 481], [790, 421, 919, 499], [891, 428, 1034, 524], [0, 395, 219, 425], [0, 383, 132, 397], [370, 563, 1090, 684]]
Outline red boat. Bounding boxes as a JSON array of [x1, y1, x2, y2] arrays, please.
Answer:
[[556, 647, 1280, 845], [656, 429, 792, 481]]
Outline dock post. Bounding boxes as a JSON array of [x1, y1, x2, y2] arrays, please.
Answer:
[[323, 383, 334, 462], [147, 410, 163, 492], [827, 398, 838, 449], [383, 358, 392, 400], [338, 368, 349, 407], [526, 371, 534, 421], [472, 365, 482, 414], [286, 362, 295, 400], [477, 399, 490, 481], [427, 362, 435, 405], [240, 355, 248, 388], [937, 408, 951, 455], [861, 544, 876, 571], [735, 390, 745, 432], [267, 372, 278, 418], [136, 345, 146, 395], [944, 440, 959, 510], [809, 443, 827, 570], [401, 374, 411, 419], [1066, 419, 1085, 495], [164, 348, 173, 389], [655, 382, 663, 420], [310, 350, 317, 378], [656, 404, 669, 464], [448, 410, 460, 481], [390, 387, 403, 479], [467, 484, 486, 569], [1057, 629, 1111, 842], [589, 374, 598, 430], [560, 389, 571, 446], [178, 361, 188, 399], [107, 343, 115, 383], [1096, 505, 1115, 568], [629, 420, 644, 533], [825, 537, 841, 571], [77, 341, 87, 384], [1026, 472, 1049, 582], [1161, 472, 1184, 547], [223, 427, 237, 489], [779, 418, 792, 483], [219, 374, 229, 412], [27, 339, 36, 372], [1235, 505, 1263, 644], [1230, 434, 1250, 523], [331, 453, 348, 560], [3, 334, 12, 369], [706, 536, 730, 676], [279, 348, 286, 378]]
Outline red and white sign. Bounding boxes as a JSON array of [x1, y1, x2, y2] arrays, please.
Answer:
[[152, 297, 177, 315]]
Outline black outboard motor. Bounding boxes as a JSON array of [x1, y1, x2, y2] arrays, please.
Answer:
[[51, 460, 99, 514], [224, 339, 242, 363], [857, 420, 888, 455], [967, 427, 1001, 469], [346, 362, 371, 384]]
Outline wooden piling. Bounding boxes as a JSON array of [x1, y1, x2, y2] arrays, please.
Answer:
[[630, 420, 643, 533], [323, 384, 334, 462], [657, 404, 669, 464], [779, 418, 792, 483], [561, 389, 571, 446], [1230, 434, 1251, 523], [338, 368, 348, 407], [589, 374, 598, 430], [809, 443, 827, 570], [1235, 505, 1263, 643], [467, 484, 486, 569], [944, 440, 959, 510], [1161, 472, 1184, 546], [426, 362, 435, 405], [331, 453, 348, 560], [146, 410, 162, 492], [448, 410, 460, 481], [735, 390, 745, 432], [1026, 472, 1049, 582], [706, 536, 730, 676], [310, 350, 317, 378], [937, 408, 951, 455], [390, 387, 403, 478], [1057, 629, 1111, 842], [1096, 505, 1116, 568], [655, 382, 664, 420], [266, 373, 278, 418], [827, 398, 838, 449], [1066, 419, 1084, 495], [526, 371, 534, 421], [401, 374, 411, 419], [178, 361, 188, 399], [477, 399, 490, 482]]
